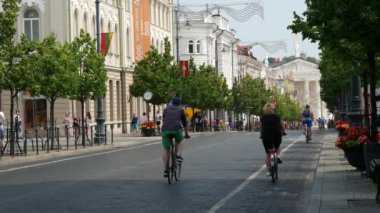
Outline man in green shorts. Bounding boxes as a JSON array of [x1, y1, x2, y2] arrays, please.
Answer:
[[161, 97, 190, 177]]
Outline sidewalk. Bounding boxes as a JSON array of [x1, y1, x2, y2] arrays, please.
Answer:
[[308, 132, 380, 212], [0, 133, 161, 167], [0, 131, 211, 167]]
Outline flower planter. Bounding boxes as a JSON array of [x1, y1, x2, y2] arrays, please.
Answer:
[[341, 146, 366, 170], [141, 128, 155, 137], [363, 143, 380, 177]]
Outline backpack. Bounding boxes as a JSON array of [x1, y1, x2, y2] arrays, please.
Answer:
[[302, 109, 311, 118]]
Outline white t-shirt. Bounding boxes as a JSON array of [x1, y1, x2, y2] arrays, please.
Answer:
[[0, 111, 5, 125]]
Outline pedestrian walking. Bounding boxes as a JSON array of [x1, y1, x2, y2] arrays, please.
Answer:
[[131, 113, 138, 134], [0, 111, 5, 156], [85, 112, 93, 142]]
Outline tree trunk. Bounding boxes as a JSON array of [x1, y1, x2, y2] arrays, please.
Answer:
[[9, 89, 15, 156], [368, 51, 377, 143], [49, 99, 56, 151], [81, 100, 85, 147], [362, 72, 370, 128]]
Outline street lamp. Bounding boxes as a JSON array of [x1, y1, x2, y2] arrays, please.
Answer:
[[175, 0, 191, 64], [95, 0, 105, 143]]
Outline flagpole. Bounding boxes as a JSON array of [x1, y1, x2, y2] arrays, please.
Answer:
[[95, 0, 105, 143]]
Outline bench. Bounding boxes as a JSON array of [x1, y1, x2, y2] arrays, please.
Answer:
[[370, 158, 380, 204]]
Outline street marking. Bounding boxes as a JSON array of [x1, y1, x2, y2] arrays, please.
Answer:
[[207, 136, 302, 213], [0, 142, 161, 174]]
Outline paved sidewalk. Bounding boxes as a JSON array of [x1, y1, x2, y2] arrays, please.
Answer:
[[0, 131, 211, 167], [308, 132, 379, 212]]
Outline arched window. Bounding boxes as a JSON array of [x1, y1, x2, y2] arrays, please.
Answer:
[[188, 40, 194, 54], [84, 12, 88, 32], [92, 16, 96, 38], [74, 9, 79, 37], [196, 40, 201, 54], [115, 25, 119, 54], [23, 8, 40, 40], [127, 27, 131, 57]]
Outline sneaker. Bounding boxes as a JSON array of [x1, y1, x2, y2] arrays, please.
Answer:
[[277, 156, 283, 164], [176, 156, 183, 163], [163, 170, 169, 178]]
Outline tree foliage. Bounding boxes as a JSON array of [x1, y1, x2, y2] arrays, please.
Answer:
[[130, 37, 180, 105], [69, 30, 107, 146], [288, 0, 380, 141]]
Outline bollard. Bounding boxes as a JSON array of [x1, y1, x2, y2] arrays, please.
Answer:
[[35, 129, 39, 155], [111, 124, 114, 145], [66, 126, 69, 150], [56, 127, 60, 151], [105, 125, 108, 145], [90, 126, 93, 146], [46, 128, 50, 153], [23, 131, 27, 155]]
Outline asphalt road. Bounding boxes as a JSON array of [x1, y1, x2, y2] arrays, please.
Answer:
[[0, 129, 327, 213]]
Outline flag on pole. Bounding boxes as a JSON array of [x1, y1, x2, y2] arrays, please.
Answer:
[[180, 60, 189, 77], [100, 32, 114, 57]]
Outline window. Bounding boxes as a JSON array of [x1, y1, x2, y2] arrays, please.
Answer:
[[23, 9, 40, 40], [109, 80, 114, 121], [188, 40, 194, 54], [84, 13, 88, 32], [74, 9, 79, 37], [196, 40, 201, 53], [116, 81, 121, 120]]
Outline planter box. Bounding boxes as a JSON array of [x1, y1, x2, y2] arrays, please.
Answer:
[[342, 146, 366, 170], [141, 128, 155, 137], [363, 143, 380, 177]]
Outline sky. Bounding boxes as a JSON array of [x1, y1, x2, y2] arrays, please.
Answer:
[[180, 0, 320, 61]]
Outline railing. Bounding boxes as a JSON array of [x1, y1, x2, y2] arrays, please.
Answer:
[[0, 124, 115, 156]]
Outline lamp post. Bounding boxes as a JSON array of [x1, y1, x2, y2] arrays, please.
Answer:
[[95, 0, 105, 143], [175, 0, 190, 64]]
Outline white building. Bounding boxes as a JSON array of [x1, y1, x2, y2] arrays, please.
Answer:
[[267, 58, 328, 118], [177, 12, 238, 88]]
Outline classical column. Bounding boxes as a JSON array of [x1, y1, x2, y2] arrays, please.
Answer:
[[315, 81, 321, 118], [304, 80, 310, 105]]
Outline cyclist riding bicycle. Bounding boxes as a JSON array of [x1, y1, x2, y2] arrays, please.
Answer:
[[260, 103, 284, 176], [301, 105, 314, 140], [161, 97, 190, 178]]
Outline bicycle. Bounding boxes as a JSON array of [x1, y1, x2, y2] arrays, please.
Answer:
[[268, 148, 278, 183], [166, 137, 181, 184], [304, 124, 311, 143]]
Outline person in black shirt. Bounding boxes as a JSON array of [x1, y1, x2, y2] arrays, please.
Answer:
[[260, 103, 284, 175]]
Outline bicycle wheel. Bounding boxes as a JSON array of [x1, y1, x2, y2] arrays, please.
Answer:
[[306, 128, 310, 143], [271, 153, 278, 183], [167, 146, 174, 185], [175, 144, 181, 181]]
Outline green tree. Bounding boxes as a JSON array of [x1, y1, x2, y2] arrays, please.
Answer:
[[130, 38, 180, 107], [30, 34, 78, 149], [288, 0, 380, 141], [1, 35, 39, 155], [69, 30, 107, 146]]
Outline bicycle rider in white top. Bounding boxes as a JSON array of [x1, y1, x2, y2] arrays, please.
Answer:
[[301, 105, 314, 140]]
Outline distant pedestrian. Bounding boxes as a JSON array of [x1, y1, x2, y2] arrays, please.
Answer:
[[131, 113, 138, 134], [0, 111, 5, 156], [73, 118, 80, 142], [85, 112, 93, 142]]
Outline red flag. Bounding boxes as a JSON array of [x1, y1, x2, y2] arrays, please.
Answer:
[[180, 60, 189, 77]]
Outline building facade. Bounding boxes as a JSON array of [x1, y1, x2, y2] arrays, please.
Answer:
[[0, 0, 146, 134], [267, 58, 328, 118]]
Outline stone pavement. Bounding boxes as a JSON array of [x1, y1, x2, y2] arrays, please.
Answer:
[[0, 130, 379, 212], [308, 132, 380, 212]]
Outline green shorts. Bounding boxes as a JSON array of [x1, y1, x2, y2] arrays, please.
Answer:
[[162, 130, 183, 148]]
